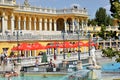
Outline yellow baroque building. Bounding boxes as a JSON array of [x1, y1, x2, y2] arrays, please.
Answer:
[[0, 0, 90, 56]]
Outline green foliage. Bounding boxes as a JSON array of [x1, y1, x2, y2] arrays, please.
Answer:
[[97, 25, 107, 40], [88, 19, 97, 26], [97, 25, 118, 40], [110, 0, 120, 19], [102, 48, 116, 59], [102, 48, 120, 62], [95, 7, 107, 26], [110, 0, 120, 30]]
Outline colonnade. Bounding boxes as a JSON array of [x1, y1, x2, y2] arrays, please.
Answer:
[[0, 12, 88, 35]]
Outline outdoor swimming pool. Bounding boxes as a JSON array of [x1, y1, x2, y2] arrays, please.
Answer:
[[0, 75, 65, 80], [0, 70, 92, 80], [102, 62, 120, 72]]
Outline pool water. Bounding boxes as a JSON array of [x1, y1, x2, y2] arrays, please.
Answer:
[[0, 76, 64, 80], [102, 62, 120, 72]]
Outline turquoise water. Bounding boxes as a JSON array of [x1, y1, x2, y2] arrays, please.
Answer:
[[0, 70, 90, 80], [102, 62, 120, 72], [0, 76, 64, 80]]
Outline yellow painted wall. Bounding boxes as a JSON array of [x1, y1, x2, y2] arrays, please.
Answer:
[[0, 40, 89, 56]]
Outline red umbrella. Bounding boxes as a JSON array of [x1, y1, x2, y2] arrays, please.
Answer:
[[32, 42, 46, 50], [59, 42, 73, 48], [11, 45, 24, 51], [84, 41, 97, 47], [45, 42, 59, 49], [73, 41, 85, 47]]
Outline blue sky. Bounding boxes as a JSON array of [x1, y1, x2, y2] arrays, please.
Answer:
[[16, 0, 110, 19]]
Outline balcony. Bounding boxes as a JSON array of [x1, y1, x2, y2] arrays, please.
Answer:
[[0, 34, 87, 41], [15, 5, 88, 15], [0, 0, 13, 6]]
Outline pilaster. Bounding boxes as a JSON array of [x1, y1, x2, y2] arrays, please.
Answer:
[[49, 19, 52, 31], [44, 18, 47, 31], [39, 18, 42, 31], [11, 14, 15, 34], [18, 17, 21, 30], [54, 19, 57, 31], [29, 18, 31, 30], [34, 18, 36, 30], [23, 17, 26, 30]]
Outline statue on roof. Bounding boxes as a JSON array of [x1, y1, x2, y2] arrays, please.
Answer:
[[24, 0, 30, 7]]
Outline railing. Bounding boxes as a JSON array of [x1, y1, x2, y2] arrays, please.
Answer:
[[16, 5, 88, 15], [6, 52, 90, 66], [0, 34, 87, 41], [0, 0, 13, 5]]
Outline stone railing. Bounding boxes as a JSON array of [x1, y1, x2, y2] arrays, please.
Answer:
[[16, 5, 88, 15], [0, 0, 13, 5], [0, 34, 87, 41]]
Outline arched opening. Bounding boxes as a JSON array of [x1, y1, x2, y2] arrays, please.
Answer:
[[0, 12, 2, 33], [67, 18, 72, 33], [56, 18, 64, 31]]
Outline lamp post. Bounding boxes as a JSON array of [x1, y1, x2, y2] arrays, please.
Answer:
[[62, 31, 65, 59], [87, 31, 91, 56], [13, 30, 22, 63], [77, 30, 81, 60]]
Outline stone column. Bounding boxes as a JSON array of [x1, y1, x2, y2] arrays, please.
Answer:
[[49, 19, 52, 31], [23, 17, 26, 30], [64, 20, 67, 32], [4, 16, 8, 32], [34, 18, 36, 30], [44, 18, 47, 31], [2, 12, 5, 35], [72, 18, 75, 33], [54, 19, 57, 31], [85, 19, 88, 27], [11, 14, 15, 34], [29, 18, 31, 30], [18, 17, 21, 30], [39, 18, 42, 31]]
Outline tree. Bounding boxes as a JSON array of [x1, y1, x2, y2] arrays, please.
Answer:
[[99, 0, 120, 62], [95, 7, 107, 26], [102, 47, 120, 62], [95, 7, 113, 26], [110, 0, 120, 29], [106, 15, 113, 26], [110, 0, 120, 19], [97, 25, 107, 40], [88, 19, 97, 26]]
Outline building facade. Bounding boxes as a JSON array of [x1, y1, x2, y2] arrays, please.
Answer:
[[0, 0, 120, 56], [0, 0, 90, 55], [0, 0, 88, 36]]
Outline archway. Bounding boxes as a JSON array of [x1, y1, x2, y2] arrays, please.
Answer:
[[56, 18, 64, 31]]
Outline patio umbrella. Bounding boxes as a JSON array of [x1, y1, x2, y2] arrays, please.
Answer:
[[73, 41, 85, 47], [45, 42, 59, 49], [84, 42, 97, 47], [32, 42, 46, 50], [20, 43, 33, 50], [11, 45, 24, 51], [59, 42, 73, 48]]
